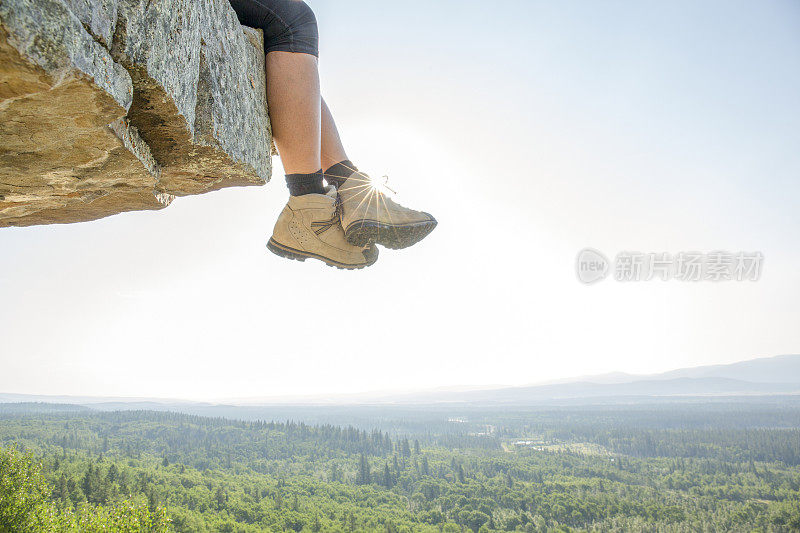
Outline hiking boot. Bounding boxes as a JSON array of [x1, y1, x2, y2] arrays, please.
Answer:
[[337, 171, 437, 249], [267, 192, 378, 270]]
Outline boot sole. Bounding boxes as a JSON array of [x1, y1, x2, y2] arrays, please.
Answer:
[[344, 216, 437, 250], [267, 238, 377, 270]]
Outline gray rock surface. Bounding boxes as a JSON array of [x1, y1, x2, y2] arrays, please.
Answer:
[[194, 4, 270, 191], [62, 0, 118, 47], [111, 0, 201, 149], [111, 0, 271, 196], [0, 0, 132, 108], [0, 0, 271, 227]]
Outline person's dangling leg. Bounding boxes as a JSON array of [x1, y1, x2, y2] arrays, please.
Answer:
[[229, 0, 324, 196], [229, 0, 377, 269], [264, 49, 376, 268], [266, 51, 325, 196], [228, 0, 435, 263]]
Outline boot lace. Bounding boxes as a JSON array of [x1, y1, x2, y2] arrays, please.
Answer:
[[377, 175, 397, 195], [310, 194, 343, 235]]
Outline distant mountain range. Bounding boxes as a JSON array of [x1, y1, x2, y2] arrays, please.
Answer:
[[387, 354, 800, 405], [554, 353, 800, 385], [2, 354, 799, 408]]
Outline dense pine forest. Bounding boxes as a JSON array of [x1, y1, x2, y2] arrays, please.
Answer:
[[2, 400, 800, 532]]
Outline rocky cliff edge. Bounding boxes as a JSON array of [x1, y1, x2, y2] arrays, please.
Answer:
[[0, 0, 272, 227]]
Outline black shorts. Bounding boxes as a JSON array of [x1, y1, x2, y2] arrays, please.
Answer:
[[228, 0, 319, 57]]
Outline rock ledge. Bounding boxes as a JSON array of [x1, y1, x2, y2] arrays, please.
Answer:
[[0, 0, 272, 227]]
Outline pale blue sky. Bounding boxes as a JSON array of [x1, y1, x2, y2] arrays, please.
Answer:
[[1, 0, 798, 400]]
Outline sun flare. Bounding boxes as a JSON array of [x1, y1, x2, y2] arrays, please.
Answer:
[[367, 173, 397, 196]]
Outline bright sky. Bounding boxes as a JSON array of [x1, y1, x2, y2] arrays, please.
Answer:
[[1, 0, 799, 401]]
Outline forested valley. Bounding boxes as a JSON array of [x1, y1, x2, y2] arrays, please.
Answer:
[[2, 399, 800, 532]]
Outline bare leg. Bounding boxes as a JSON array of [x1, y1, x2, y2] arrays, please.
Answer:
[[321, 98, 349, 171], [265, 51, 320, 174]]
